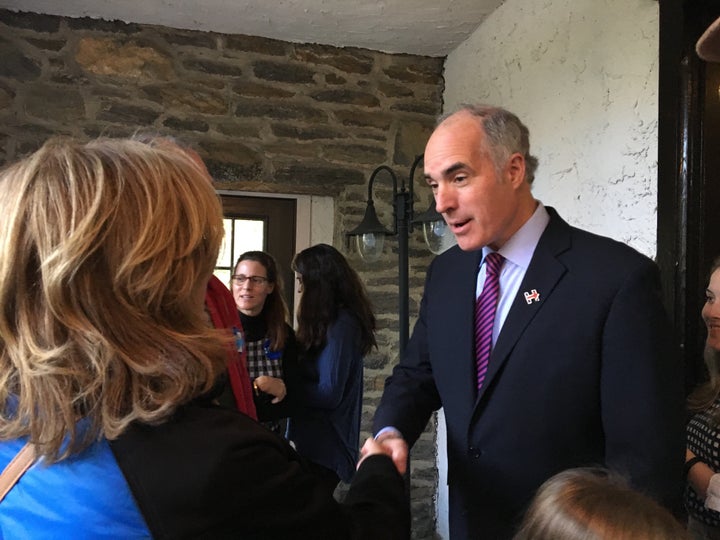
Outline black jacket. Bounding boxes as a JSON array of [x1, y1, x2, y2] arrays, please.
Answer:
[[111, 400, 408, 539]]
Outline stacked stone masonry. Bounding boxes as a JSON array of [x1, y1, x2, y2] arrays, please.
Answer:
[[0, 8, 444, 539]]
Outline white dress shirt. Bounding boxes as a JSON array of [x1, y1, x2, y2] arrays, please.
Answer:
[[477, 201, 550, 346]]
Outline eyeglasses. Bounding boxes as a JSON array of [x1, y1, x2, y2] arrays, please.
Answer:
[[231, 274, 268, 286]]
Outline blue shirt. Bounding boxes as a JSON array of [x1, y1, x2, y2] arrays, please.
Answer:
[[0, 437, 150, 538], [287, 309, 364, 483]]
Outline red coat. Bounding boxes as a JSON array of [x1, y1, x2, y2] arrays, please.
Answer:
[[205, 275, 257, 420]]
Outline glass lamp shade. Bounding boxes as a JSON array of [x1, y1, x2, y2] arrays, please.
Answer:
[[356, 232, 385, 262], [423, 219, 448, 255]]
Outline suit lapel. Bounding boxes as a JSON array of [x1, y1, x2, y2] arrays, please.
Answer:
[[474, 208, 572, 405], [441, 247, 483, 408]]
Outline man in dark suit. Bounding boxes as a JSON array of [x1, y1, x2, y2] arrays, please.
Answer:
[[370, 105, 685, 539]]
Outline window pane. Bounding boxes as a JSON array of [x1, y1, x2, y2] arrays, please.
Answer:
[[213, 268, 232, 286], [233, 219, 264, 258], [216, 218, 233, 268], [213, 217, 265, 287]]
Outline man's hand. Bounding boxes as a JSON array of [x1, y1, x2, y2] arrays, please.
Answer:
[[359, 431, 408, 475]]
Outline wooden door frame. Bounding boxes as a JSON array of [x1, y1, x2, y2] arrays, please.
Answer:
[[219, 194, 297, 316], [217, 190, 334, 324], [658, 0, 720, 394]]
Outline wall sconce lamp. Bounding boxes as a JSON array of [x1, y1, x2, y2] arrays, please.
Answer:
[[346, 154, 448, 356]]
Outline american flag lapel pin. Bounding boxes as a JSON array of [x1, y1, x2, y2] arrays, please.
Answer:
[[523, 289, 540, 304]]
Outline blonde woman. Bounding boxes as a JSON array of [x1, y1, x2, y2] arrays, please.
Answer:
[[514, 468, 689, 540], [686, 257, 720, 540], [0, 138, 407, 539]]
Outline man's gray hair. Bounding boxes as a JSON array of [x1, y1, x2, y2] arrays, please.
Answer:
[[438, 104, 540, 185]]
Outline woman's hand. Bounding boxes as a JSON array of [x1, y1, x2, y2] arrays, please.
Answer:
[[687, 448, 716, 500], [254, 375, 286, 403], [357, 437, 388, 469], [358, 433, 408, 475]]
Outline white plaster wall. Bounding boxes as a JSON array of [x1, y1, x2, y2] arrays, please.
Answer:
[[436, 1, 659, 537], [444, 0, 659, 257]]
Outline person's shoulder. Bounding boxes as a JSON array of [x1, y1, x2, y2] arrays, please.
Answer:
[[572, 226, 649, 257], [436, 243, 470, 260], [335, 307, 359, 327], [574, 228, 654, 270], [205, 274, 241, 328], [331, 309, 367, 343], [114, 400, 287, 460], [429, 243, 479, 272], [206, 274, 234, 300], [547, 207, 655, 268]]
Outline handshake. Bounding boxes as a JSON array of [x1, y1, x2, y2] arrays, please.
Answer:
[[357, 429, 408, 475]]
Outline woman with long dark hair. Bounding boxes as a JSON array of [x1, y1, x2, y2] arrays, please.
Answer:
[[288, 243, 376, 495], [231, 250, 297, 435]]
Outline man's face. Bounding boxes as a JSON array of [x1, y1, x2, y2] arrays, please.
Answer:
[[423, 111, 524, 252]]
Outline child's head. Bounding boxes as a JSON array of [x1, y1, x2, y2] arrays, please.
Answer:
[[514, 468, 688, 540]]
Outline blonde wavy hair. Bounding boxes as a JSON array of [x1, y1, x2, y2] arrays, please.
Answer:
[[0, 137, 226, 463], [514, 468, 688, 540]]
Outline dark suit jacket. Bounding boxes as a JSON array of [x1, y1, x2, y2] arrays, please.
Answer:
[[111, 399, 408, 539], [373, 207, 685, 540]]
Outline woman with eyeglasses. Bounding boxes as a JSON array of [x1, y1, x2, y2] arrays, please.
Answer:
[[231, 251, 298, 436], [288, 244, 377, 496]]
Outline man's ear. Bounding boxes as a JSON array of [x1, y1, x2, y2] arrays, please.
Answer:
[[506, 153, 526, 188]]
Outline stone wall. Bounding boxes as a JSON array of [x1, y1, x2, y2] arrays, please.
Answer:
[[0, 8, 444, 539]]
